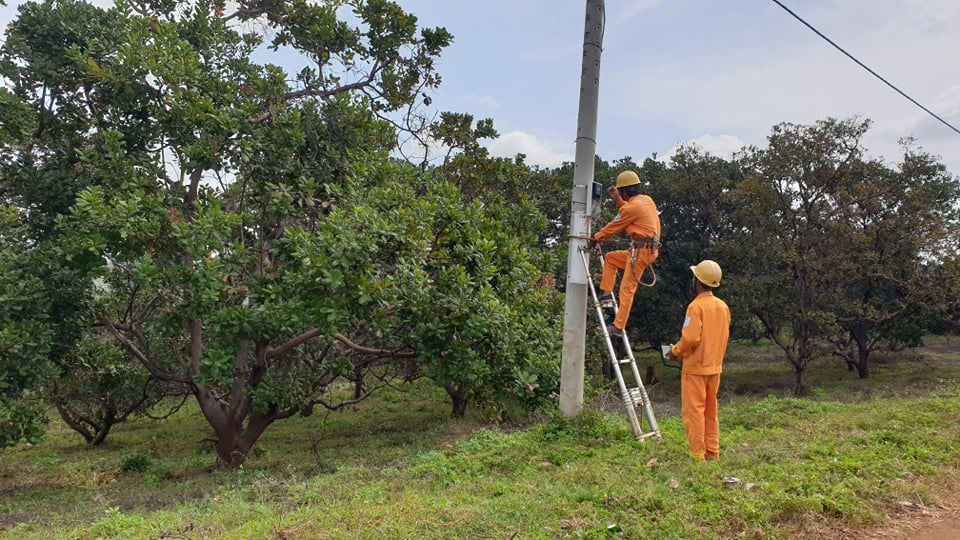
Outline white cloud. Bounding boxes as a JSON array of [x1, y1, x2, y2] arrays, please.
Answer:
[[931, 85, 960, 118], [905, 0, 960, 26], [663, 134, 747, 162], [611, 0, 663, 27], [600, 0, 960, 173], [462, 93, 500, 110], [485, 130, 574, 168], [884, 84, 960, 140]]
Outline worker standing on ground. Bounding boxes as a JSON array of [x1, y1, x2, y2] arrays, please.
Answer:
[[665, 260, 731, 462], [589, 170, 661, 338]]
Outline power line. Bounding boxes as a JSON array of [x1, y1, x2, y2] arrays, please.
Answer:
[[769, 0, 960, 137]]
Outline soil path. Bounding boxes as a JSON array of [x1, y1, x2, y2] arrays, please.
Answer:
[[867, 494, 960, 540]]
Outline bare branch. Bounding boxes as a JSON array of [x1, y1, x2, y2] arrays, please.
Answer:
[[251, 62, 382, 124], [315, 378, 388, 411], [335, 333, 417, 358], [188, 318, 203, 377], [103, 321, 191, 383], [266, 327, 323, 359], [141, 391, 190, 421]]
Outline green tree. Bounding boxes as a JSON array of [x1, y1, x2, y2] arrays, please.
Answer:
[[823, 140, 960, 377], [0, 206, 54, 448], [631, 147, 748, 350], [728, 118, 874, 395], [1, 0, 155, 445], [724, 117, 960, 394], [50, 332, 186, 445], [415, 112, 563, 414], [4, 0, 559, 468]]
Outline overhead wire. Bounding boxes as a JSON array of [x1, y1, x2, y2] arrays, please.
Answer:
[[768, 0, 960, 137]]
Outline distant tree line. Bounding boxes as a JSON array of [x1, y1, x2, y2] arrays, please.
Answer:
[[525, 118, 960, 396]]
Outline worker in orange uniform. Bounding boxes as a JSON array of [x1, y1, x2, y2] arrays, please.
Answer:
[[589, 170, 661, 338], [665, 260, 731, 462]]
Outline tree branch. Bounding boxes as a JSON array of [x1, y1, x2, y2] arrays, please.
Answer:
[[335, 333, 418, 358], [103, 321, 191, 383], [266, 327, 323, 359], [250, 62, 382, 124], [189, 318, 203, 377]]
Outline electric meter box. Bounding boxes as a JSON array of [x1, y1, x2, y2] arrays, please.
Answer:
[[591, 181, 604, 219]]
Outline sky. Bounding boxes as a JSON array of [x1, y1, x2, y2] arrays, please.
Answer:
[[3, 0, 959, 174], [390, 0, 960, 173]]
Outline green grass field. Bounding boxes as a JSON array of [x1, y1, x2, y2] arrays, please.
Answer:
[[2, 337, 958, 539]]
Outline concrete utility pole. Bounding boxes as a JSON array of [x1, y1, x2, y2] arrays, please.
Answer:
[[559, 0, 604, 417]]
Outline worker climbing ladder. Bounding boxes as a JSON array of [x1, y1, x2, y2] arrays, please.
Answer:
[[579, 247, 661, 441]]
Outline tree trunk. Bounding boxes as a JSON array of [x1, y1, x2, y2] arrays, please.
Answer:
[[54, 402, 94, 444], [90, 406, 116, 446], [90, 425, 112, 446], [854, 335, 871, 379], [792, 364, 808, 396], [602, 359, 614, 381], [193, 385, 291, 468], [791, 334, 816, 396], [445, 384, 469, 417], [854, 362, 868, 379], [195, 388, 247, 468], [208, 414, 280, 469], [353, 365, 365, 399]]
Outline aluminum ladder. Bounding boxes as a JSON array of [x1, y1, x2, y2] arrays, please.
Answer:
[[579, 247, 661, 441]]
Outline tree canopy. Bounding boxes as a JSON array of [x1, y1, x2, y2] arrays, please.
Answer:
[[0, 0, 560, 464]]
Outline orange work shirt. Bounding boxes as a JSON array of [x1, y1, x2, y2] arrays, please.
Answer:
[[671, 291, 731, 375], [593, 194, 660, 241]]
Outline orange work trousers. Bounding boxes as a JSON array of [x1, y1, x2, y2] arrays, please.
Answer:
[[681, 372, 721, 462], [599, 247, 658, 330]]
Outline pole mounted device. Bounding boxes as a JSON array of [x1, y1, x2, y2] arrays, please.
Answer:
[[560, 0, 604, 417]]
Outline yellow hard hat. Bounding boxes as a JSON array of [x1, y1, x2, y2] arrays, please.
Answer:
[[690, 260, 722, 288], [615, 170, 641, 188]]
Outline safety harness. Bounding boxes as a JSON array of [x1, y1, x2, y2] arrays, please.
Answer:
[[629, 234, 660, 287]]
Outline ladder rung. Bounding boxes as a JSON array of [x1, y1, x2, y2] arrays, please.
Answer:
[[636, 430, 660, 441], [614, 358, 632, 365], [626, 387, 646, 405]]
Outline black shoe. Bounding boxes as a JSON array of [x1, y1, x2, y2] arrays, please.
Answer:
[[606, 324, 624, 338], [597, 292, 615, 307]]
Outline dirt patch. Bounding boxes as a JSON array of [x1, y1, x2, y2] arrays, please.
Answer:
[[731, 379, 790, 396], [866, 495, 960, 539], [769, 494, 960, 540], [0, 512, 38, 531], [434, 419, 492, 450]]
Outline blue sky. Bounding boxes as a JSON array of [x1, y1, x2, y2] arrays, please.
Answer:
[[4, 0, 959, 173], [393, 0, 960, 173]]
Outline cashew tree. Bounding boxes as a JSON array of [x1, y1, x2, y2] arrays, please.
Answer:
[[726, 118, 959, 394], [3, 0, 561, 467]]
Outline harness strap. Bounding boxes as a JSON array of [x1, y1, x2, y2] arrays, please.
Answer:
[[628, 235, 659, 287], [630, 234, 661, 250]]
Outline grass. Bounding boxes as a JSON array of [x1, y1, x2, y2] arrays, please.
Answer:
[[1, 337, 959, 539]]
